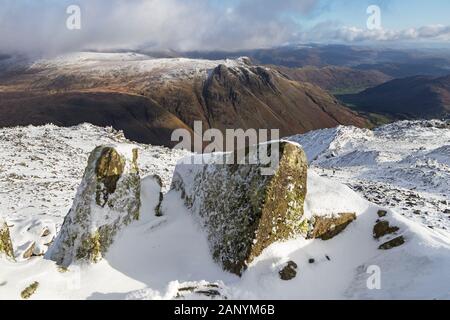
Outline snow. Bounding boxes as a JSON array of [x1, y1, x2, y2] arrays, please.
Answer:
[[24, 52, 248, 83], [1, 122, 449, 300], [289, 120, 450, 231]]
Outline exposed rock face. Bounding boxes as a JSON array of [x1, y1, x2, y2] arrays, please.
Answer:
[[171, 141, 308, 275], [48, 145, 141, 266], [0, 219, 14, 260], [308, 213, 357, 241]]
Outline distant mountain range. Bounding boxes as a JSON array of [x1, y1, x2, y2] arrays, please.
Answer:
[[0, 52, 368, 147], [183, 44, 450, 77], [340, 75, 450, 119]]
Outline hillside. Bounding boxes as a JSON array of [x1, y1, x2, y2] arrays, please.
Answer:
[[340, 75, 450, 119], [290, 120, 450, 231], [0, 122, 449, 299], [0, 52, 368, 147], [275, 65, 392, 94]]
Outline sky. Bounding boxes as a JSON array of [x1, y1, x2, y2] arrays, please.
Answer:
[[1, 0, 450, 55]]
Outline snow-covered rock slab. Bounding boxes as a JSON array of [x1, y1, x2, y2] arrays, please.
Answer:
[[171, 141, 308, 275], [47, 145, 141, 267]]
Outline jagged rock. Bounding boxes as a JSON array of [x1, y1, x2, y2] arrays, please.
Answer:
[[48, 145, 141, 267], [171, 141, 308, 275], [279, 261, 298, 281], [379, 236, 405, 250], [373, 221, 399, 239], [0, 219, 15, 260], [308, 213, 357, 241], [20, 281, 39, 300]]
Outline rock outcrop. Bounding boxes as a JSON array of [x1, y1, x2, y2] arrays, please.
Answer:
[[308, 213, 357, 241], [48, 145, 141, 266], [0, 219, 14, 260], [171, 141, 308, 275]]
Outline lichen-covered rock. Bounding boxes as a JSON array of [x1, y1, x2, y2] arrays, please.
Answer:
[[279, 261, 298, 280], [20, 281, 39, 300], [379, 236, 405, 250], [308, 213, 357, 241], [48, 145, 141, 267], [0, 219, 15, 261], [377, 210, 388, 218], [171, 141, 308, 275]]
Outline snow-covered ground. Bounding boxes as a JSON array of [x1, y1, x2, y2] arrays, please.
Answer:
[[290, 120, 450, 231], [0, 122, 449, 300]]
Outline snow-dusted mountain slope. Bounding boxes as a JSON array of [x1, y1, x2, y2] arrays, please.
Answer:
[[290, 120, 450, 231], [0, 122, 449, 300], [5, 52, 247, 83]]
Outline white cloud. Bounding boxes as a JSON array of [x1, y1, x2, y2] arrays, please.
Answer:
[[300, 23, 450, 43], [0, 0, 449, 56], [0, 0, 319, 55]]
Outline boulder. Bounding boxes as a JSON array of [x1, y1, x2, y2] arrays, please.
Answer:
[[171, 141, 308, 275], [377, 210, 388, 218], [0, 219, 14, 260], [373, 220, 399, 239], [279, 261, 298, 280], [379, 236, 405, 250], [308, 213, 357, 241], [48, 145, 141, 267]]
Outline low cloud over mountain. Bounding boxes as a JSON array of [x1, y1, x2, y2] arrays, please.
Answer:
[[2, 0, 450, 56]]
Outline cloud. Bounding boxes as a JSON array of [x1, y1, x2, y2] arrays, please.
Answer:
[[0, 0, 321, 55], [301, 23, 450, 43], [0, 0, 449, 56]]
